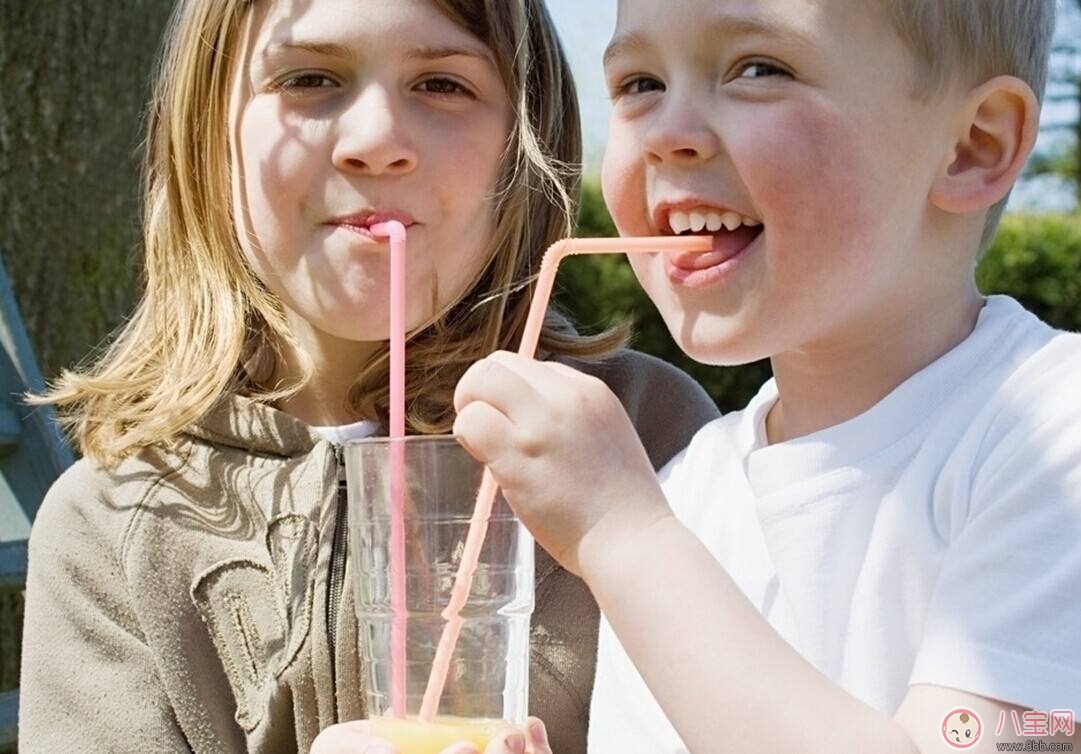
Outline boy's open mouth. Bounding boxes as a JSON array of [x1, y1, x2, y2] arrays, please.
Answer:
[[656, 205, 764, 282]]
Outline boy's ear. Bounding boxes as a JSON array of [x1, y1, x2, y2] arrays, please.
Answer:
[[929, 76, 1039, 214]]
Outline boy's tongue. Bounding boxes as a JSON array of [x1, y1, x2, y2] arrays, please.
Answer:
[[668, 225, 761, 270]]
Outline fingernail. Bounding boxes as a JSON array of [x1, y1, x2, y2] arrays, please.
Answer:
[[529, 721, 548, 747], [504, 732, 526, 754]]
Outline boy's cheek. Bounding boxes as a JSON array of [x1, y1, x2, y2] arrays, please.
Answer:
[[735, 110, 847, 199], [601, 132, 651, 235], [733, 108, 882, 244]]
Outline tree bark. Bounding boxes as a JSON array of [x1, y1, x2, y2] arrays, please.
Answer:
[[0, 0, 175, 380]]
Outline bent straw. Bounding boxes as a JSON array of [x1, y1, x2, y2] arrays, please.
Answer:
[[370, 220, 409, 718], [419, 235, 713, 722]]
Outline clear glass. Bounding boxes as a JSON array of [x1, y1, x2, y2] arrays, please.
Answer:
[[345, 435, 533, 733]]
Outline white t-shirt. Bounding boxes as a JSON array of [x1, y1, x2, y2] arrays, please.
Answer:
[[589, 295, 1081, 753], [312, 419, 379, 445]]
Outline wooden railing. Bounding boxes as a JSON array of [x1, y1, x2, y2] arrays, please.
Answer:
[[0, 539, 24, 752], [0, 252, 74, 752]]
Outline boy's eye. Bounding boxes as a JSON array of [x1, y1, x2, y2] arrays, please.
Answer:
[[734, 61, 790, 80], [416, 77, 475, 99], [612, 76, 664, 98]]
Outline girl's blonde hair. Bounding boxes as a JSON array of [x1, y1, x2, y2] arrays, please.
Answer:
[[35, 0, 624, 467]]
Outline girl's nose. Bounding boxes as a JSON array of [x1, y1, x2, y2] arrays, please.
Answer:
[[641, 99, 721, 167], [332, 87, 418, 176]]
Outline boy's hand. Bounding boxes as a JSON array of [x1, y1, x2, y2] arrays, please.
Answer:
[[454, 351, 672, 577], [309, 717, 551, 754]]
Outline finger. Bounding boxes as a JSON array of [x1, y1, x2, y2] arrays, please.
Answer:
[[492, 353, 622, 432], [455, 358, 491, 414], [439, 745, 481, 754], [483, 726, 527, 754], [310, 721, 396, 754], [488, 351, 605, 408], [539, 357, 599, 383], [453, 399, 515, 465], [487, 351, 579, 387], [363, 738, 397, 751], [524, 717, 551, 754], [454, 356, 547, 426]]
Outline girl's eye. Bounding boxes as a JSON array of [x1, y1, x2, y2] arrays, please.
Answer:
[[734, 61, 790, 80], [276, 72, 338, 91], [612, 76, 664, 98], [416, 77, 474, 98]]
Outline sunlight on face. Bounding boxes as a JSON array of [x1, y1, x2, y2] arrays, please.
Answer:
[[601, 0, 956, 366], [230, 0, 513, 350]]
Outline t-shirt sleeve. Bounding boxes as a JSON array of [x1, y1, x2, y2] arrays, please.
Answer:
[[909, 347, 1081, 713]]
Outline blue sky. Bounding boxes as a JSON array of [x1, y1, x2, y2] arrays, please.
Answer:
[[546, 0, 617, 170], [547, 0, 1081, 211]]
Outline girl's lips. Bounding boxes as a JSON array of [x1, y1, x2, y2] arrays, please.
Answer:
[[336, 223, 385, 242], [664, 225, 761, 287], [333, 221, 417, 243], [327, 210, 416, 242]]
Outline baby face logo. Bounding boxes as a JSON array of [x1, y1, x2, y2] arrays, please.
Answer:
[[941, 708, 982, 748]]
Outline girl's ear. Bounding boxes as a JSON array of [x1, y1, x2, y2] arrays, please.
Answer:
[[929, 75, 1039, 214]]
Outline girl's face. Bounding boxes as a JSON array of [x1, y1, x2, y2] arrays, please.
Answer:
[[230, 0, 512, 345]]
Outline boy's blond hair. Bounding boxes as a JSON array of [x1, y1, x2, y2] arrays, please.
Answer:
[[885, 0, 1056, 247], [35, 0, 623, 467]]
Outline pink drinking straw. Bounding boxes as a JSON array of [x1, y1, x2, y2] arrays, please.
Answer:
[[418, 235, 713, 722], [370, 220, 408, 718]]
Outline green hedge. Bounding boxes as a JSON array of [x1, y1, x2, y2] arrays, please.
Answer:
[[556, 184, 1081, 412], [977, 213, 1081, 329]]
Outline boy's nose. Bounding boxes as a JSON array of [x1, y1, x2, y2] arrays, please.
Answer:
[[332, 87, 418, 176], [641, 104, 721, 167]]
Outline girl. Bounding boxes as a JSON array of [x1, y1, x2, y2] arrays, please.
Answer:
[[20, 0, 717, 752]]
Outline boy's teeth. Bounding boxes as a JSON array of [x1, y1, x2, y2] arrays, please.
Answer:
[[670, 211, 691, 235], [721, 212, 742, 231], [668, 206, 761, 235]]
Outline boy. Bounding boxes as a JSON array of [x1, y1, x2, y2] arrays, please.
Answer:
[[454, 0, 1081, 752]]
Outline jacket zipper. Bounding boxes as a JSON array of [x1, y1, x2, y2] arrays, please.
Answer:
[[326, 444, 348, 691]]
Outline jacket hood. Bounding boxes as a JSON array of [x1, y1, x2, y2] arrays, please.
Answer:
[[184, 393, 324, 458]]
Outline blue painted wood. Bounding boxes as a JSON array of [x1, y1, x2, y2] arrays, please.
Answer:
[[0, 252, 74, 531], [0, 688, 16, 751], [0, 252, 75, 750], [0, 542, 26, 589], [0, 403, 18, 449]]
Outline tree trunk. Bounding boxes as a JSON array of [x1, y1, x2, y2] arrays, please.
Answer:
[[0, 0, 175, 380]]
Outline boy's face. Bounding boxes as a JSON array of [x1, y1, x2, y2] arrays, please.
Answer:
[[602, 0, 961, 365]]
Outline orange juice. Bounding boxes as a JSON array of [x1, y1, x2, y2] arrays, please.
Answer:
[[371, 715, 508, 753]]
